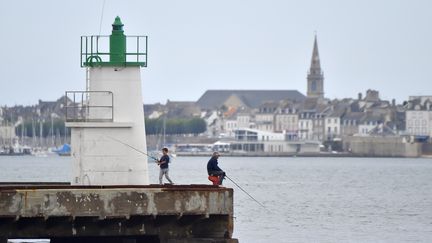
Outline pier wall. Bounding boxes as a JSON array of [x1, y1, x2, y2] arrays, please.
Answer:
[[343, 136, 422, 157], [0, 185, 237, 243]]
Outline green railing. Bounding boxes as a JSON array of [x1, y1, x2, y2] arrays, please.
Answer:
[[80, 35, 148, 67]]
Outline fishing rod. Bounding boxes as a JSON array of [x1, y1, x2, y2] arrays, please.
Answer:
[[225, 175, 269, 211], [104, 135, 158, 161]]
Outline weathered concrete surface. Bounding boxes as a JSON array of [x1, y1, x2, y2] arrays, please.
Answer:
[[343, 136, 422, 157], [0, 185, 237, 243]]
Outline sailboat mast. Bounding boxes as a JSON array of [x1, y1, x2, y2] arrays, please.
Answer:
[[32, 120, 36, 147], [39, 120, 43, 147], [51, 116, 54, 147], [163, 113, 166, 147], [21, 120, 24, 146]]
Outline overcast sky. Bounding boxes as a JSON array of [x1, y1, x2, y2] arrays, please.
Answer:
[[0, 0, 431, 106]]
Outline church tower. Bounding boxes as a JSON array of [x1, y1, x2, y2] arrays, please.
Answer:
[[307, 35, 324, 99]]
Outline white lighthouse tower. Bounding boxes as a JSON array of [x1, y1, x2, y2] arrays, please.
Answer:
[[66, 17, 149, 185]]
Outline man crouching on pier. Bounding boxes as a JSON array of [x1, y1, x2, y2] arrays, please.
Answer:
[[207, 152, 226, 185]]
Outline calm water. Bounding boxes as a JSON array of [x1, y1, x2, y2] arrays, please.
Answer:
[[1, 156, 432, 243]]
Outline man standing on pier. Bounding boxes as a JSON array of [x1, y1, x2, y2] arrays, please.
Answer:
[[207, 152, 226, 185], [158, 148, 174, 185]]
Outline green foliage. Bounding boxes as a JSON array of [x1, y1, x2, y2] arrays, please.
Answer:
[[145, 117, 206, 135], [15, 119, 70, 137]]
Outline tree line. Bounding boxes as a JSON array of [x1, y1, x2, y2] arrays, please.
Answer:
[[15, 119, 69, 138], [145, 117, 206, 135], [12, 117, 207, 137]]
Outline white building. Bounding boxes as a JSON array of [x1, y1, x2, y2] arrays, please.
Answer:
[[237, 112, 253, 129], [406, 110, 431, 136], [274, 113, 298, 134], [224, 118, 238, 137], [255, 113, 274, 132], [406, 99, 432, 137], [324, 115, 341, 140], [230, 128, 320, 153], [274, 101, 298, 134], [298, 119, 313, 140], [358, 120, 380, 136]]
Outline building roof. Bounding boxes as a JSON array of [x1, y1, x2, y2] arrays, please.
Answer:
[[342, 112, 364, 121], [166, 100, 201, 118], [361, 113, 384, 123], [197, 90, 305, 110]]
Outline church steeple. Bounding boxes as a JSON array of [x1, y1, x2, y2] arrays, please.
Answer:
[[310, 35, 321, 72], [307, 34, 324, 99]]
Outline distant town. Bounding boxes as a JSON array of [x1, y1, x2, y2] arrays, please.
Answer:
[[1, 36, 431, 157]]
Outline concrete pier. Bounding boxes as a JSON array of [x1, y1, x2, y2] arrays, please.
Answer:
[[0, 184, 238, 243]]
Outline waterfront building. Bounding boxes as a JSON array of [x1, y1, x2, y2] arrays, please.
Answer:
[[236, 109, 254, 129], [230, 128, 320, 153], [358, 114, 383, 136], [300, 100, 330, 141], [255, 101, 277, 132], [312, 105, 332, 141], [340, 112, 364, 137], [405, 97, 432, 137], [274, 100, 298, 136], [203, 110, 221, 137], [224, 116, 238, 137], [298, 111, 314, 140], [324, 108, 344, 141]]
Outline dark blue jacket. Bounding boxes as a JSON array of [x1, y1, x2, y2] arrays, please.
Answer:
[[159, 155, 169, 169], [207, 157, 222, 174]]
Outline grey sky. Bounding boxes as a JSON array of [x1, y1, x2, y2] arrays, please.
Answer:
[[0, 0, 431, 106]]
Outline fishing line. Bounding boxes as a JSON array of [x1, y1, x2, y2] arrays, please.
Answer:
[[105, 135, 177, 163], [98, 0, 106, 35], [104, 135, 158, 161], [225, 175, 269, 211]]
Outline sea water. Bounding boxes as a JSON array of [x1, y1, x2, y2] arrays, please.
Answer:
[[1, 156, 432, 243]]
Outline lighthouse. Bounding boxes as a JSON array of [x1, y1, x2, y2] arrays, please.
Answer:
[[65, 17, 149, 185]]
